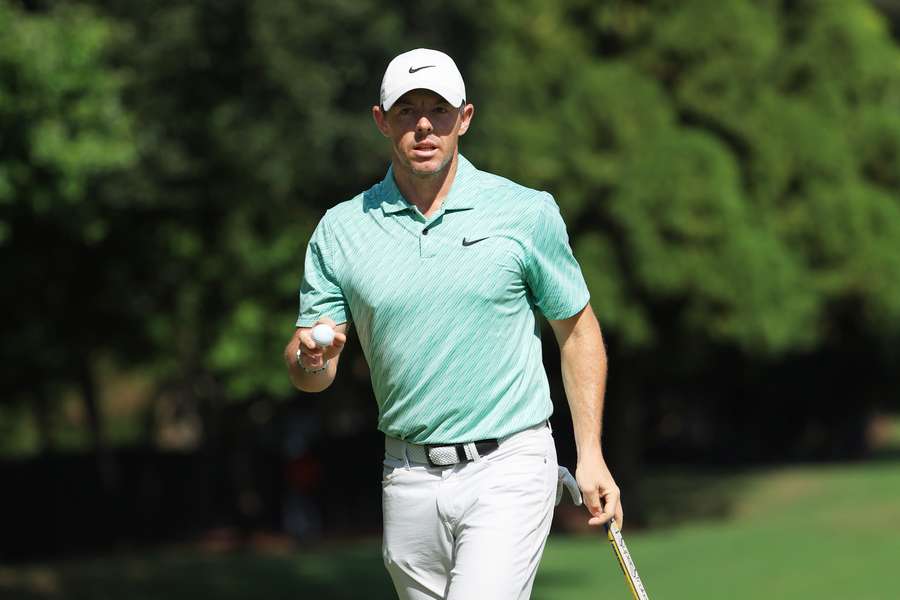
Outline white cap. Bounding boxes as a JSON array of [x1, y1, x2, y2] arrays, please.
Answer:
[[380, 48, 466, 111]]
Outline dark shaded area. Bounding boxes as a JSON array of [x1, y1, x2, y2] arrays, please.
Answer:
[[0, 405, 385, 562], [0, 544, 396, 600]]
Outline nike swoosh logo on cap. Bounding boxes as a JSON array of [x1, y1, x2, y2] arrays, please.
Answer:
[[409, 65, 436, 73], [462, 237, 489, 246]]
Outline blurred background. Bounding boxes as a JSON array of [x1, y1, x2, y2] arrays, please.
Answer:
[[1, 0, 899, 598]]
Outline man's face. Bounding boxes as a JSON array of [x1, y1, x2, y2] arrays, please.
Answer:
[[373, 89, 474, 178]]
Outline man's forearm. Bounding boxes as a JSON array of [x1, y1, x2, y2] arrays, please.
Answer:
[[558, 310, 608, 461], [551, 305, 621, 526]]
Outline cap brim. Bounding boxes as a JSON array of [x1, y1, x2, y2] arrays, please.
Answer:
[[382, 80, 464, 111]]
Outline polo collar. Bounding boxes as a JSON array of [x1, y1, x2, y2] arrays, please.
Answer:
[[380, 153, 478, 216]]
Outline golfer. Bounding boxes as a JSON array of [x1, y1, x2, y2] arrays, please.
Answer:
[[284, 48, 622, 600]]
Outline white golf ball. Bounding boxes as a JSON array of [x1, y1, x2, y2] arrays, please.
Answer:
[[311, 323, 335, 347]]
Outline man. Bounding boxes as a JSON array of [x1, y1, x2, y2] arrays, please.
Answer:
[[284, 48, 622, 600]]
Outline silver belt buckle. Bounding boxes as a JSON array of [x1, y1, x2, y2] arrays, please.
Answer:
[[425, 444, 462, 467]]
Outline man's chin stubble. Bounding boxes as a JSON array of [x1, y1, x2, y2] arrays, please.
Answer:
[[409, 153, 453, 179]]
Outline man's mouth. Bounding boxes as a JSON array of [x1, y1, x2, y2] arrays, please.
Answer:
[[413, 141, 438, 151]]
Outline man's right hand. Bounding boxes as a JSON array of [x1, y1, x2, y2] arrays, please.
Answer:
[[297, 316, 348, 370], [286, 317, 349, 392]]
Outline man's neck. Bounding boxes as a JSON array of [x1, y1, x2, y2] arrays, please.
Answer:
[[391, 152, 459, 218]]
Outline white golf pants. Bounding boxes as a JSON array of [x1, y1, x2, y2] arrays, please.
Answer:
[[381, 422, 558, 600]]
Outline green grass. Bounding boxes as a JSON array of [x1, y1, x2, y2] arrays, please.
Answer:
[[2, 459, 900, 600], [538, 461, 900, 600]]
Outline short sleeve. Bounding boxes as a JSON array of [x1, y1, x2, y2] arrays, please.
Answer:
[[296, 215, 350, 327], [524, 193, 590, 320]]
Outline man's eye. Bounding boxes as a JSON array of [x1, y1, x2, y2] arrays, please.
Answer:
[[398, 108, 413, 116], [434, 106, 449, 114]]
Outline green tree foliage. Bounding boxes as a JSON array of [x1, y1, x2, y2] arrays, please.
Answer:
[[470, 0, 900, 357], [87, 0, 401, 402], [0, 2, 137, 449]]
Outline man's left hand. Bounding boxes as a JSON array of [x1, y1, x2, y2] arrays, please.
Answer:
[[576, 454, 623, 529]]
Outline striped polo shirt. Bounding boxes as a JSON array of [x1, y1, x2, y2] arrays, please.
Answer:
[[297, 154, 590, 444]]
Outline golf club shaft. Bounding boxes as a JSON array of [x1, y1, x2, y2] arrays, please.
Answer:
[[606, 521, 650, 600]]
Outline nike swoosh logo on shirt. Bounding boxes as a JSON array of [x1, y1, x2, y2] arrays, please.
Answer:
[[408, 65, 436, 73], [462, 237, 489, 246]]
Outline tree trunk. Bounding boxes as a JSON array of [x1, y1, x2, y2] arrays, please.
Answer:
[[79, 357, 117, 493], [33, 388, 54, 454]]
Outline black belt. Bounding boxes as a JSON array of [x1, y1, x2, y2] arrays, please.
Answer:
[[423, 439, 499, 467]]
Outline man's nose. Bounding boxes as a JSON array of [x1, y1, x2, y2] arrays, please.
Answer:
[[415, 115, 433, 133]]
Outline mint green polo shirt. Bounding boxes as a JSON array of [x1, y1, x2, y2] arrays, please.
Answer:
[[297, 154, 590, 444]]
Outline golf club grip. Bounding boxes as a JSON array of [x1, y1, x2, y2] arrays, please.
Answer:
[[606, 521, 650, 600]]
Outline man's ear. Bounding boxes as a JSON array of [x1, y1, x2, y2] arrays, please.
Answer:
[[372, 105, 391, 137], [457, 103, 475, 136]]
